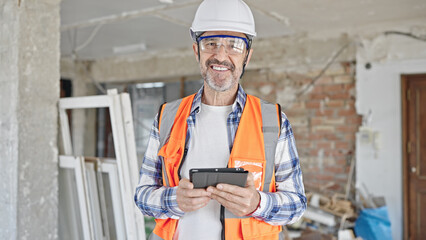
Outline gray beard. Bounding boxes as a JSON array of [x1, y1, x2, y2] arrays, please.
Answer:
[[200, 59, 240, 92], [203, 71, 237, 92]]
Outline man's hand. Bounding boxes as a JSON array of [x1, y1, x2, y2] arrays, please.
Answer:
[[206, 172, 260, 217], [177, 178, 211, 212]]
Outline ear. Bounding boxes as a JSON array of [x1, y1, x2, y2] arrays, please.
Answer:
[[192, 43, 199, 62], [245, 48, 253, 66]]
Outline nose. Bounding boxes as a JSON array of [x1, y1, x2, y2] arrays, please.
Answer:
[[214, 45, 229, 61]]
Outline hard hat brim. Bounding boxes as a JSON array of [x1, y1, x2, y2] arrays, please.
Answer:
[[190, 23, 256, 41]]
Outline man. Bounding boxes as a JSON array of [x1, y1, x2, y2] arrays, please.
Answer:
[[134, 0, 306, 239]]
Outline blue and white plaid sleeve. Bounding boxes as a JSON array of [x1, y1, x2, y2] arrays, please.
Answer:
[[134, 114, 184, 219], [251, 112, 307, 225]]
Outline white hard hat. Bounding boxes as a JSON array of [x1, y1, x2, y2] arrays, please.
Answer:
[[190, 0, 256, 41]]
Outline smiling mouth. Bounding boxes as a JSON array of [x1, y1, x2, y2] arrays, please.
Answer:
[[206, 59, 235, 72], [211, 65, 230, 72]]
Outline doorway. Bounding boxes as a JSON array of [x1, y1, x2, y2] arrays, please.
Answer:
[[402, 74, 426, 240]]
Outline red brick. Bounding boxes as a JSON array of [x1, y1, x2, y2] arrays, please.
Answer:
[[344, 133, 356, 141], [329, 92, 351, 100], [310, 149, 319, 155], [297, 141, 312, 149], [308, 134, 324, 141], [306, 101, 321, 109], [294, 133, 307, 140], [306, 167, 320, 173], [346, 115, 363, 125], [333, 173, 350, 181], [291, 117, 309, 127], [324, 166, 345, 174], [345, 99, 356, 107], [304, 181, 322, 190], [335, 141, 350, 149], [334, 75, 354, 84], [317, 76, 334, 84], [324, 117, 345, 125], [324, 149, 345, 157], [344, 167, 351, 174], [313, 125, 335, 133], [311, 117, 323, 125], [338, 109, 357, 116], [315, 109, 334, 117], [311, 85, 324, 94], [341, 62, 354, 74], [323, 84, 344, 92], [323, 133, 340, 141], [335, 158, 348, 166], [344, 83, 356, 91], [298, 150, 311, 156], [317, 141, 332, 149], [327, 183, 345, 192], [326, 100, 344, 108], [336, 125, 359, 133], [290, 102, 305, 109], [285, 109, 307, 117], [316, 174, 334, 181], [330, 159, 347, 167], [310, 93, 328, 100]]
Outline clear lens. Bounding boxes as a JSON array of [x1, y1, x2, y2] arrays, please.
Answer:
[[199, 36, 247, 55]]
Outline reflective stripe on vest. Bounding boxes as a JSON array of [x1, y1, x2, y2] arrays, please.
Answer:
[[158, 95, 195, 188], [154, 94, 281, 240], [158, 98, 183, 188], [260, 99, 280, 193]]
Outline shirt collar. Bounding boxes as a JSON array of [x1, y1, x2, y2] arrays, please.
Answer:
[[190, 84, 247, 115]]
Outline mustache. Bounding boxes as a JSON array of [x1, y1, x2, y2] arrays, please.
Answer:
[[205, 58, 235, 71]]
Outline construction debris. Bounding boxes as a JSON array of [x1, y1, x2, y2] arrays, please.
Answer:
[[294, 228, 335, 240], [287, 187, 389, 240]]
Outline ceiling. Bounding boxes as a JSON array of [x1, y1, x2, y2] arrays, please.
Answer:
[[60, 0, 426, 60]]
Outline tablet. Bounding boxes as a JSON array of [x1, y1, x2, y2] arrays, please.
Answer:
[[189, 168, 248, 189]]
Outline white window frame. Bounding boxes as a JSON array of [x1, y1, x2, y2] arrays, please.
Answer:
[[58, 89, 145, 240]]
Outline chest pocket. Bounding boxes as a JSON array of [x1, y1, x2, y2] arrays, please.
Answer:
[[233, 158, 265, 190]]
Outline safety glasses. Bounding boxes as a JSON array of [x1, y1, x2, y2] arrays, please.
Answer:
[[198, 35, 249, 55]]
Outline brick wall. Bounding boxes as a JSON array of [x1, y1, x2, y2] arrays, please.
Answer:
[[242, 61, 362, 194]]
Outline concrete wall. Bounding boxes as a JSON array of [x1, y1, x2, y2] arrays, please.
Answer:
[[0, 0, 60, 239], [356, 34, 426, 240]]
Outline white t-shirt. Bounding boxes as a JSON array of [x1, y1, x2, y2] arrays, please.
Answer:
[[174, 103, 232, 240]]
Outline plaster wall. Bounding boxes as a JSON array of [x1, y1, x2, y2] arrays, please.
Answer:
[[356, 35, 426, 240]]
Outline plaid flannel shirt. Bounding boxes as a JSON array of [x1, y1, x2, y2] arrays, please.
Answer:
[[134, 85, 306, 225]]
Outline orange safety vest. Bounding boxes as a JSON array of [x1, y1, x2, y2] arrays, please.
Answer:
[[152, 93, 283, 240]]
